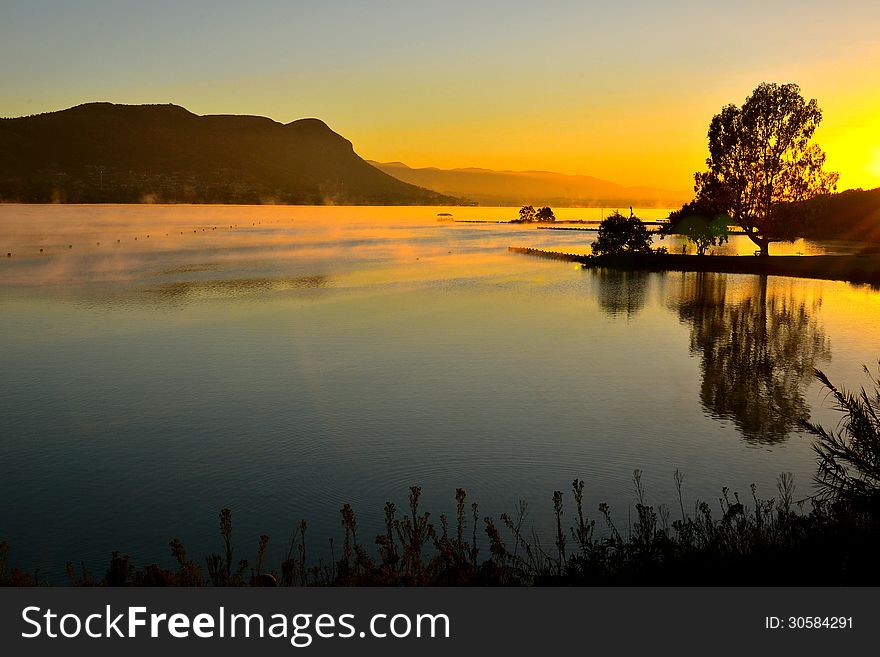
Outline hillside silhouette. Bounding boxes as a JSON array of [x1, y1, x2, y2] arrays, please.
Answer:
[[369, 160, 689, 208], [0, 103, 456, 205], [798, 187, 880, 242]]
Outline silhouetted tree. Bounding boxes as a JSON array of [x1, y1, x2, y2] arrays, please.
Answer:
[[535, 206, 556, 222], [591, 211, 653, 255], [693, 82, 838, 256], [519, 205, 536, 222]]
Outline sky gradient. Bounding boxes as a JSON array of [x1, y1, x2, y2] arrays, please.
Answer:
[[2, 0, 879, 192]]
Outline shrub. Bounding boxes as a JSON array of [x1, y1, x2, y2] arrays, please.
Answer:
[[591, 211, 653, 255]]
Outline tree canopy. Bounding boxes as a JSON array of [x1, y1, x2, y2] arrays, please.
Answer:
[[677, 216, 730, 255], [591, 211, 653, 256], [693, 82, 838, 256]]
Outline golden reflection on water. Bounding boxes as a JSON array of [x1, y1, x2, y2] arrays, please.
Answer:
[[2, 203, 878, 442], [657, 234, 863, 256], [2, 204, 867, 300], [2, 205, 673, 296], [148, 275, 330, 300]]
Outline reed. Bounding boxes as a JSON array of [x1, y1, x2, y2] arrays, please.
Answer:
[[3, 365, 880, 587], [3, 470, 879, 587]]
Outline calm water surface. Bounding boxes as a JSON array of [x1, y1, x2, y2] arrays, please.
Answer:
[[1, 205, 879, 581]]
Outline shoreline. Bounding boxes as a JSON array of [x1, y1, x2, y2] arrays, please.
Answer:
[[509, 247, 880, 286]]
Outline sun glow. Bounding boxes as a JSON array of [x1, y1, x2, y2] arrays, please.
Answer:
[[2, 2, 880, 195], [822, 122, 880, 191], [812, 84, 880, 192], [868, 147, 880, 181]]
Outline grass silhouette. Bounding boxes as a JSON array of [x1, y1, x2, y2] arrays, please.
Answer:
[[3, 364, 880, 587]]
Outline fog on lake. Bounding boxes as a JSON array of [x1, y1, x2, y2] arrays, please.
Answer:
[[2, 204, 879, 581]]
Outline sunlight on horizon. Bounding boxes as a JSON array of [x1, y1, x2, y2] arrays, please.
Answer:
[[817, 96, 880, 191], [2, 1, 879, 193], [869, 147, 880, 180]]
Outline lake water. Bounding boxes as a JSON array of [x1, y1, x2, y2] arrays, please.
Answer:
[[2, 204, 879, 582]]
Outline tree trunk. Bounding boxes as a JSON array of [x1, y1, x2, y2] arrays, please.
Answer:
[[747, 233, 771, 257]]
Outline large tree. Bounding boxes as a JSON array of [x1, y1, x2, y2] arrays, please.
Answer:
[[694, 82, 838, 256]]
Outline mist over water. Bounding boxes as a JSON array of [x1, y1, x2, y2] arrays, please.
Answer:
[[1, 205, 879, 581]]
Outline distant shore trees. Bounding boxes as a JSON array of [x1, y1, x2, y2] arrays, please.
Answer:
[[690, 82, 838, 257], [535, 206, 556, 222], [591, 210, 653, 255], [515, 205, 555, 223], [518, 205, 536, 222]]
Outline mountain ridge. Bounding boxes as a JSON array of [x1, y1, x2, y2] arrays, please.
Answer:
[[0, 103, 456, 205], [368, 160, 690, 208]]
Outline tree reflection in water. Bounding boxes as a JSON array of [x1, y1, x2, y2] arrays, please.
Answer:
[[592, 268, 650, 318], [673, 272, 830, 444]]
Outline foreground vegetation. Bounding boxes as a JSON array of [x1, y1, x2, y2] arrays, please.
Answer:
[[2, 365, 879, 587], [2, 477, 877, 587]]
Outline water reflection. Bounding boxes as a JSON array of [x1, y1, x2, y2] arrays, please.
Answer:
[[673, 273, 831, 444], [147, 274, 330, 300], [4, 204, 875, 582], [592, 268, 650, 318]]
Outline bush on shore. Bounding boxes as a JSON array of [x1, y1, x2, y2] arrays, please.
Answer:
[[592, 211, 654, 256]]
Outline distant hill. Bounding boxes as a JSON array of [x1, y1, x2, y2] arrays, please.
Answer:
[[666, 186, 880, 244], [368, 160, 689, 208], [799, 187, 880, 242], [0, 103, 456, 205]]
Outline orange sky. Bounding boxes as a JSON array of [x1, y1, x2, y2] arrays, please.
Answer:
[[2, 1, 879, 193]]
